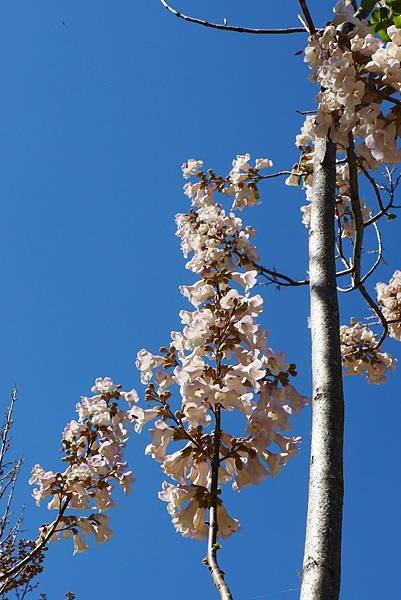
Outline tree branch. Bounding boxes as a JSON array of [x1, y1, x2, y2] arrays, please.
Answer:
[[360, 222, 383, 284], [347, 134, 364, 286], [206, 406, 233, 600], [159, 0, 307, 35], [347, 134, 389, 347], [298, 0, 316, 34], [0, 498, 70, 584]]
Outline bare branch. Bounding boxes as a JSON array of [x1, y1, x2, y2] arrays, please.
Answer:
[[159, 0, 307, 35], [347, 135, 364, 286], [360, 222, 383, 284], [298, 0, 316, 34], [0, 388, 17, 480], [0, 458, 22, 543], [347, 135, 389, 347], [0, 498, 70, 585]]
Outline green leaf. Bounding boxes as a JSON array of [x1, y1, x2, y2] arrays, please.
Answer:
[[376, 26, 391, 40], [393, 14, 401, 26], [370, 8, 392, 39], [387, 0, 401, 12], [370, 7, 387, 25], [386, 213, 397, 220], [361, 0, 377, 9]]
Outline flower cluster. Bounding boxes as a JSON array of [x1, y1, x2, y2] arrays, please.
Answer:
[[286, 1, 401, 369], [182, 153, 272, 213], [299, 1, 401, 166], [29, 378, 138, 555], [377, 270, 401, 341], [287, 2, 401, 236], [340, 319, 396, 384], [136, 158, 308, 540]]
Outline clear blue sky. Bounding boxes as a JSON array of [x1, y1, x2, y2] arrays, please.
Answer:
[[1, 1, 400, 598]]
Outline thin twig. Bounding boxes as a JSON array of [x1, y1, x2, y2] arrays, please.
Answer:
[[0, 388, 17, 479], [347, 135, 364, 286], [297, 0, 316, 34], [360, 222, 383, 284], [347, 134, 389, 347], [159, 0, 307, 35], [0, 459, 22, 542], [0, 498, 70, 584]]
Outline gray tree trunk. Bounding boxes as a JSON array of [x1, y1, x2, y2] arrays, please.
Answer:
[[300, 136, 345, 600]]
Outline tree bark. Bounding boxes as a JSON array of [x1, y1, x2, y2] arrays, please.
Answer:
[[300, 136, 345, 600]]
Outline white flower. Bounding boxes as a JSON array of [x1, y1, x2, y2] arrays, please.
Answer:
[[135, 349, 163, 384], [181, 159, 204, 179], [216, 503, 240, 538], [145, 420, 175, 461], [73, 531, 88, 555], [180, 280, 215, 307], [128, 406, 159, 433], [255, 158, 273, 170]]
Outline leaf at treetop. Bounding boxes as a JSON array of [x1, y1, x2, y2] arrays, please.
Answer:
[[370, 8, 392, 39], [369, 7, 388, 26], [386, 0, 401, 13], [376, 27, 391, 40], [361, 0, 377, 10]]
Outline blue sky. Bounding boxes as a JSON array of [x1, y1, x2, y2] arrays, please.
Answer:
[[1, 1, 400, 598]]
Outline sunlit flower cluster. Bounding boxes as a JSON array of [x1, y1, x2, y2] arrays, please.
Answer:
[[298, 2, 401, 167], [288, 2, 401, 239], [136, 159, 308, 540], [377, 270, 401, 341], [340, 320, 396, 384], [182, 153, 273, 214], [30, 378, 138, 555]]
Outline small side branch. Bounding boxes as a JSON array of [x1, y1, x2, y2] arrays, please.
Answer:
[[347, 134, 364, 285], [347, 135, 388, 347], [298, 0, 316, 34], [159, 0, 307, 34], [0, 498, 70, 585]]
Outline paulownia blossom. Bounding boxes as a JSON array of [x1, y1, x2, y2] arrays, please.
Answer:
[[340, 319, 396, 384], [29, 378, 138, 556], [285, 1, 401, 381], [135, 157, 308, 560], [377, 270, 401, 341], [287, 2, 401, 233]]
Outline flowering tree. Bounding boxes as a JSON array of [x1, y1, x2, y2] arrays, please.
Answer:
[[3, 2, 401, 599], [135, 157, 308, 599], [0, 379, 138, 593], [157, 1, 401, 599]]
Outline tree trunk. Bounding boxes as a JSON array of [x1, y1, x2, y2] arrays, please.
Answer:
[[300, 136, 345, 600]]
